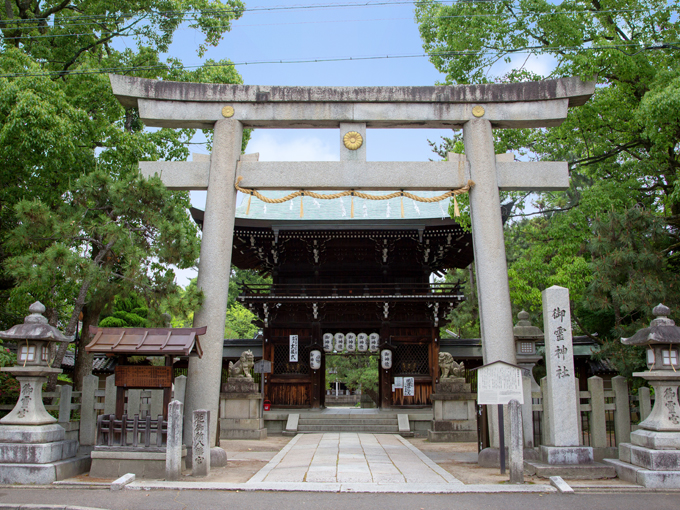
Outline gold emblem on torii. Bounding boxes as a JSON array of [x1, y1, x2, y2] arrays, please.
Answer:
[[343, 131, 363, 150]]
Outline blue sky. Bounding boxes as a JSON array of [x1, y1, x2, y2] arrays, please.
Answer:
[[161, 0, 552, 170], [160, 0, 553, 284]]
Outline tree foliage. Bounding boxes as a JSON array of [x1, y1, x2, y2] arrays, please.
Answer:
[[1, 0, 247, 388], [417, 0, 680, 378], [325, 354, 379, 405]]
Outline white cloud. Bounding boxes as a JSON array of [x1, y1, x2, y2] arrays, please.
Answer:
[[247, 131, 338, 161]]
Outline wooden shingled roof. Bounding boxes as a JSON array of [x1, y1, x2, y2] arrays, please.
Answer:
[[85, 326, 205, 357]]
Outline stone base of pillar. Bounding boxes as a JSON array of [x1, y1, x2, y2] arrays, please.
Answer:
[[219, 392, 267, 441], [602, 429, 680, 488], [523, 445, 615, 479], [427, 384, 477, 443], [0, 455, 91, 484], [90, 447, 187, 479], [540, 445, 594, 464], [0, 423, 88, 484], [184, 446, 228, 469], [478, 447, 540, 468]]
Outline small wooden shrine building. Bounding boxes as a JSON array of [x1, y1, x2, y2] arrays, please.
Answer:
[[193, 191, 473, 410]]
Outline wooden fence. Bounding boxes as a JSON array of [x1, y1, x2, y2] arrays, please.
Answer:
[[530, 375, 653, 458], [79, 373, 186, 447]]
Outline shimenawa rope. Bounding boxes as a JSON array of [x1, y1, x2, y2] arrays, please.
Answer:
[[235, 176, 474, 218]]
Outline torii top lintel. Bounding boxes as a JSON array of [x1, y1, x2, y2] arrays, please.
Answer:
[[109, 75, 595, 130]]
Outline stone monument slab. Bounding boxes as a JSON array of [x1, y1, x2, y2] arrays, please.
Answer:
[[524, 287, 614, 479], [192, 409, 210, 477]]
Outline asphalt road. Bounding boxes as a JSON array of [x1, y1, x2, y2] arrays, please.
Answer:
[[1, 489, 679, 510]]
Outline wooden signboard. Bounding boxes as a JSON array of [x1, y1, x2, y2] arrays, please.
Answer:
[[115, 366, 173, 389], [254, 359, 272, 374]]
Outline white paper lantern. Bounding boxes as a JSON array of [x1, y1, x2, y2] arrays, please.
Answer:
[[357, 333, 368, 352], [334, 332, 345, 352], [310, 350, 322, 370], [346, 332, 357, 352], [381, 349, 392, 369], [322, 333, 333, 352], [369, 333, 380, 352]]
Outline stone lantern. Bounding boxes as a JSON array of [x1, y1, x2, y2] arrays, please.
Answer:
[[512, 310, 543, 454], [0, 301, 71, 426], [0, 301, 82, 484], [605, 303, 680, 488], [513, 310, 543, 391]]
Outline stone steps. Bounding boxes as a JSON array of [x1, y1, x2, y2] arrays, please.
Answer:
[[296, 415, 401, 434], [299, 418, 397, 426], [299, 413, 399, 420], [297, 424, 400, 433], [282, 412, 414, 436]]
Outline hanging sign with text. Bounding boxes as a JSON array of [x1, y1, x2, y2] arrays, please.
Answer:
[[403, 377, 415, 397], [475, 361, 524, 405], [289, 335, 298, 362]]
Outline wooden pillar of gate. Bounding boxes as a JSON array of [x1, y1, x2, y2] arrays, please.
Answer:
[[431, 328, 440, 399], [310, 322, 322, 409], [379, 322, 392, 409], [263, 327, 272, 407]]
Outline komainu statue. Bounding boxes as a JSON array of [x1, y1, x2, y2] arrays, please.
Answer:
[[439, 352, 465, 379], [229, 350, 255, 379]]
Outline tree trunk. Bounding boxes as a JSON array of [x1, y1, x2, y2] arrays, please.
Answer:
[[363, 387, 380, 407], [73, 303, 104, 391], [46, 238, 116, 391]]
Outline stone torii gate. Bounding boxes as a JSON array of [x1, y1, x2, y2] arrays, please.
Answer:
[[110, 75, 594, 446]]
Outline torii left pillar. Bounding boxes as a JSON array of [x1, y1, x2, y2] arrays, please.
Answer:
[[184, 119, 243, 446]]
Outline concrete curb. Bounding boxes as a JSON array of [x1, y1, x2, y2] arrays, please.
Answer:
[[124, 480, 557, 493], [110, 473, 135, 491], [549, 476, 574, 494], [0, 505, 109, 510]]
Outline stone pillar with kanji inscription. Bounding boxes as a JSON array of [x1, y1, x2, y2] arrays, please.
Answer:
[[524, 286, 616, 478], [541, 285, 589, 465], [192, 409, 211, 477], [542, 286, 580, 448]]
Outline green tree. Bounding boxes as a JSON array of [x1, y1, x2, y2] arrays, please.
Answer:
[[417, 0, 680, 379], [225, 304, 258, 339], [325, 354, 379, 405], [0, 342, 19, 408], [1, 0, 248, 388], [5, 170, 201, 387], [228, 267, 272, 309], [99, 295, 150, 328]]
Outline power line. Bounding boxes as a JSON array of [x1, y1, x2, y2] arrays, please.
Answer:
[[0, 0, 664, 26], [0, 1, 490, 26], [0, 42, 676, 78], [0, 8, 655, 39]]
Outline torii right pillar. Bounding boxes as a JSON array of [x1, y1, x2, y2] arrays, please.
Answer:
[[464, 116, 518, 467]]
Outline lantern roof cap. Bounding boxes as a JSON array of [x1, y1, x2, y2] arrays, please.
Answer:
[[622, 304, 680, 346], [513, 310, 544, 339], [0, 301, 72, 343]]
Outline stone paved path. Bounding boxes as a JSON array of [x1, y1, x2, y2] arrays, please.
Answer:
[[248, 433, 463, 485]]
